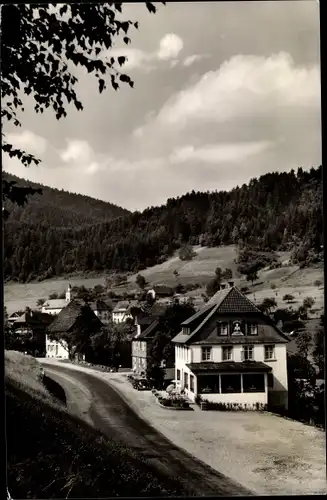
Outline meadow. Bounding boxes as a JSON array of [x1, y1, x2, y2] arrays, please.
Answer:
[[5, 245, 324, 319]]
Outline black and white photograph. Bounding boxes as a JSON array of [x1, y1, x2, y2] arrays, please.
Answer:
[[2, 1, 325, 498]]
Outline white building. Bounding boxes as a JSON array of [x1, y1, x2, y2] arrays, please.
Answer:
[[46, 299, 103, 360], [42, 284, 72, 315], [112, 300, 140, 324], [172, 285, 289, 410]]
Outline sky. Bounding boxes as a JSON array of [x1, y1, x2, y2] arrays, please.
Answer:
[[3, 1, 321, 212]]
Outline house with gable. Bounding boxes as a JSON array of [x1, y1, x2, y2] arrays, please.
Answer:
[[132, 303, 176, 380], [172, 284, 289, 410], [46, 299, 103, 360], [88, 299, 111, 324], [112, 300, 142, 324], [147, 285, 174, 301]]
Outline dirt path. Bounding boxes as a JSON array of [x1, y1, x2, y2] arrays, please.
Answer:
[[43, 362, 252, 497]]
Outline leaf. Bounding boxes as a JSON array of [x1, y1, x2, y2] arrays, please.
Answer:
[[98, 79, 105, 93], [123, 37, 131, 45], [117, 56, 126, 66], [59, 5, 68, 16], [119, 74, 130, 83], [146, 2, 156, 14]]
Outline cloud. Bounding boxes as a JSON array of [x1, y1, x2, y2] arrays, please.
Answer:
[[6, 130, 48, 156], [60, 139, 94, 164], [157, 33, 184, 60], [183, 54, 209, 67], [169, 141, 273, 164], [157, 52, 320, 128]]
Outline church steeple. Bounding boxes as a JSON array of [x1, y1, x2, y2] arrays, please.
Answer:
[[66, 283, 72, 303]]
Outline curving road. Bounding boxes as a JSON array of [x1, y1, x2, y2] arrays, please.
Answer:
[[43, 362, 254, 497]]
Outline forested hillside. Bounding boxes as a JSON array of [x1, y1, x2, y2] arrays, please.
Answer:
[[3, 173, 130, 227], [3, 166, 322, 283]]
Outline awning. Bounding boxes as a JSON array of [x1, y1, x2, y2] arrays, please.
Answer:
[[186, 361, 272, 374]]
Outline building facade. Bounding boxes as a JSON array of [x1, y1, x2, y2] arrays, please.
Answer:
[[172, 286, 289, 410], [46, 299, 103, 360]]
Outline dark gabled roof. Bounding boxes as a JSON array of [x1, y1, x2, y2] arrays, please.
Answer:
[[186, 361, 272, 374], [172, 287, 288, 345], [134, 320, 160, 340], [207, 286, 262, 313], [149, 303, 167, 318], [13, 311, 53, 326], [136, 316, 154, 326], [113, 300, 140, 312], [89, 299, 111, 312], [181, 302, 216, 326], [46, 299, 103, 334]]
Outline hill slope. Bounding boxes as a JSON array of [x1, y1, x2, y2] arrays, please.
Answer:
[[3, 172, 130, 227], [3, 166, 322, 282]]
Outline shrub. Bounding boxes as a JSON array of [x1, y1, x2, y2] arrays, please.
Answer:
[[179, 245, 196, 261], [195, 394, 202, 406]]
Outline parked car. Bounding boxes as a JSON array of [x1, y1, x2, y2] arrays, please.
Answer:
[[132, 379, 150, 391]]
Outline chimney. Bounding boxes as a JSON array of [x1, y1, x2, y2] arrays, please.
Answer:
[[228, 281, 234, 288]]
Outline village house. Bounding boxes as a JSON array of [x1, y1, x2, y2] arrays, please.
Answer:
[[88, 299, 112, 324], [132, 303, 173, 376], [45, 299, 103, 360], [147, 284, 174, 301], [172, 285, 289, 410], [112, 300, 142, 324], [7, 311, 24, 326], [10, 309, 54, 356]]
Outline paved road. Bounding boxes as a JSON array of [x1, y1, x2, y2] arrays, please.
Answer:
[[43, 362, 254, 497]]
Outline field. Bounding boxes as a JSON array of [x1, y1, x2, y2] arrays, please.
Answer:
[[4, 245, 324, 319], [5, 351, 193, 498]]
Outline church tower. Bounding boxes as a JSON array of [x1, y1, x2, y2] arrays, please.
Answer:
[[66, 283, 72, 303]]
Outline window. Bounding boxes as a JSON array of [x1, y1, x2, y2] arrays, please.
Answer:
[[190, 374, 195, 392], [184, 372, 188, 389], [268, 373, 274, 388], [243, 374, 265, 392], [55, 344, 58, 355], [201, 347, 212, 361], [247, 323, 258, 335], [177, 369, 181, 381], [264, 345, 275, 360], [217, 321, 229, 336], [198, 375, 220, 394], [183, 327, 190, 335], [242, 345, 254, 361], [221, 374, 241, 393], [222, 346, 233, 361]]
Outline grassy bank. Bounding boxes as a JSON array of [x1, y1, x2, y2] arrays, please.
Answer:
[[5, 351, 192, 498]]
